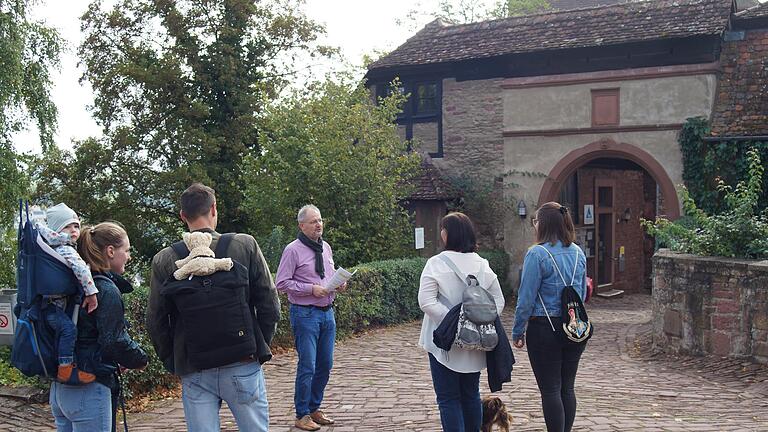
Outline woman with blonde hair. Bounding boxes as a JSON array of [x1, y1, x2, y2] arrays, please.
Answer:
[[512, 202, 588, 432], [49, 222, 148, 431]]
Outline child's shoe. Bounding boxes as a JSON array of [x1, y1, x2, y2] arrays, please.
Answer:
[[57, 364, 96, 384]]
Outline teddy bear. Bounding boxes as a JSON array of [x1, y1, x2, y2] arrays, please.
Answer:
[[173, 232, 234, 280]]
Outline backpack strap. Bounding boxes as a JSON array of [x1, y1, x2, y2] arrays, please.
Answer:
[[438, 254, 468, 282], [171, 241, 189, 259], [534, 245, 581, 332], [535, 245, 579, 287], [215, 233, 235, 258]]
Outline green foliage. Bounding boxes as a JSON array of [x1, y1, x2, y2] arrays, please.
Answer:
[[0, 0, 62, 150], [36, 0, 331, 260], [679, 117, 768, 214], [241, 77, 421, 267], [121, 281, 179, 398], [259, 226, 290, 272], [0, 147, 32, 288], [0, 347, 45, 388], [491, 0, 551, 17], [399, 0, 550, 29], [479, 250, 511, 296], [643, 148, 768, 259]]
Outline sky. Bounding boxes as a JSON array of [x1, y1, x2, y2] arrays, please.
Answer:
[[14, 0, 454, 154]]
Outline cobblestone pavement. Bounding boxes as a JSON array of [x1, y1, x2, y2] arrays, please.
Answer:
[[3, 294, 768, 431]]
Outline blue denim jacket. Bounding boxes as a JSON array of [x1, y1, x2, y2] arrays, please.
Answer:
[[512, 241, 587, 341]]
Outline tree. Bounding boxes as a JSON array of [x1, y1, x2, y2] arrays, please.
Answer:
[[399, 0, 550, 29], [0, 0, 61, 151], [0, 0, 60, 287], [37, 0, 331, 260], [491, 0, 551, 17], [240, 77, 421, 266]]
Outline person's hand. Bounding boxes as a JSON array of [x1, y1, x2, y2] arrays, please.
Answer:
[[312, 284, 329, 297], [513, 336, 526, 349], [337, 282, 348, 292], [82, 294, 98, 314]]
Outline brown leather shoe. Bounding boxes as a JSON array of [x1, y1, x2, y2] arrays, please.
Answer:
[[310, 410, 335, 425], [294, 415, 321, 431]]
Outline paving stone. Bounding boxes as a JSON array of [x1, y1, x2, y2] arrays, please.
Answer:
[[2, 294, 768, 431]]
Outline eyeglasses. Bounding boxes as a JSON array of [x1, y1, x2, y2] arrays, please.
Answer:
[[302, 218, 323, 225]]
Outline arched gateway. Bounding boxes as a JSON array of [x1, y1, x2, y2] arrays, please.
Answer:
[[536, 139, 681, 296]]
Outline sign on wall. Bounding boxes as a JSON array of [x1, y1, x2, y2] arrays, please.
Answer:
[[415, 227, 425, 249], [584, 204, 594, 225]]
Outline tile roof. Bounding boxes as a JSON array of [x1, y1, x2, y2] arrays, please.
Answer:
[[369, 0, 732, 72], [735, 1, 768, 18], [408, 159, 460, 201]]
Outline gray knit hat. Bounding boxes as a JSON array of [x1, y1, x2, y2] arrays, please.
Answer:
[[46, 203, 80, 233]]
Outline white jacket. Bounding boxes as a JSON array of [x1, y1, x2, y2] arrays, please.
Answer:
[[417, 251, 505, 373]]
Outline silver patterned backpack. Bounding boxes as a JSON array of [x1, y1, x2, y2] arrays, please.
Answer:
[[439, 255, 499, 351]]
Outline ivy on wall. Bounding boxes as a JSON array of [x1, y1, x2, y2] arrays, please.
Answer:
[[680, 117, 768, 213]]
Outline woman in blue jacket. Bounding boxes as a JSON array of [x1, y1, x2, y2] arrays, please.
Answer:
[[49, 222, 148, 432], [512, 202, 587, 432]]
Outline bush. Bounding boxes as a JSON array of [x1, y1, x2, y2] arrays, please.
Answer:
[[121, 284, 178, 399], [0, 346, 45, 388], [643, 148, 768, 259], [272, 257, 428, 346], [479, 250, 511, 297], [259, 226, 290, 271]]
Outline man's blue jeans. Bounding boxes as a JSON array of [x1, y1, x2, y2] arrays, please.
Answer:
[[181, 360, 268, 432], [289, 304, 336, 418], [50, 381, 112, 432], [428, 353, 482, 432]]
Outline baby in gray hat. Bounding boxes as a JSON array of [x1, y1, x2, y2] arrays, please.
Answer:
[[36, 203, 98, 384]]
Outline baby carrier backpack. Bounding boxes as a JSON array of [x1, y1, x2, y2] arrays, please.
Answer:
[[161, 233, 258, 370], [11, 200, 80, 378], [536, 245, 593, 344], [439, 254, 499, 351]]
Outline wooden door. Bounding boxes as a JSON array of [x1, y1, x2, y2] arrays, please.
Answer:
[[594, 179, 615, 289]]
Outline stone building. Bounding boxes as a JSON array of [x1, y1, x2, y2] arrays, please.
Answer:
[[366, 0, 765, 295]]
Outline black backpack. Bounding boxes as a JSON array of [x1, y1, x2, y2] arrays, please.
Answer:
[[161, 233, 257, 370], [535, 245, 593, 345]]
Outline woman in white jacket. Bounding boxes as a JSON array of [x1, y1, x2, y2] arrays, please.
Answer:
[[418, 212, 505, 432]]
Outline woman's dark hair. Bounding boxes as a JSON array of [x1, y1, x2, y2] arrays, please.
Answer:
[[441, 212, 478, 253], [534, 201, 575, 247]]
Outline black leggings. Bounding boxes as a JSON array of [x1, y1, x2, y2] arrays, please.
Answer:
[[526, 319, 586, 432]]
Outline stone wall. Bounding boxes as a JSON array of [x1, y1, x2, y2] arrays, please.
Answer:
[[435, 77, 507, 250], [710, 28, 768, 136], [652, 250, 768, 364]]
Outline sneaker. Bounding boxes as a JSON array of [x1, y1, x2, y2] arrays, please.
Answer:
[[310, 410, 335, 425], [294, 415, 321, 431]]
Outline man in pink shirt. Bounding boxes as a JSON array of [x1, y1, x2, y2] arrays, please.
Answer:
[[276, 204, 344, 431]]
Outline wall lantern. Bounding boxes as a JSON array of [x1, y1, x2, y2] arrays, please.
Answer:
[[517, 200, 527, 219], [620, 207, 631, 223]]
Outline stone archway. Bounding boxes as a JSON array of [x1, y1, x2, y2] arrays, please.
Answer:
[[537, 138, 681, 219]]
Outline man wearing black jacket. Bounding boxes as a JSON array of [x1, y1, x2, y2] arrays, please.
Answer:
[[147, 183, 280, 432]]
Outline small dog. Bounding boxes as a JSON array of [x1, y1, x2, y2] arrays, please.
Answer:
[[481, 396, 512, 432]]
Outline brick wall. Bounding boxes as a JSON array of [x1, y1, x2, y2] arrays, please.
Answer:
[[710, 29, 768, 136], [652, 250, 768, 364], [576, 167, 649, 293]]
